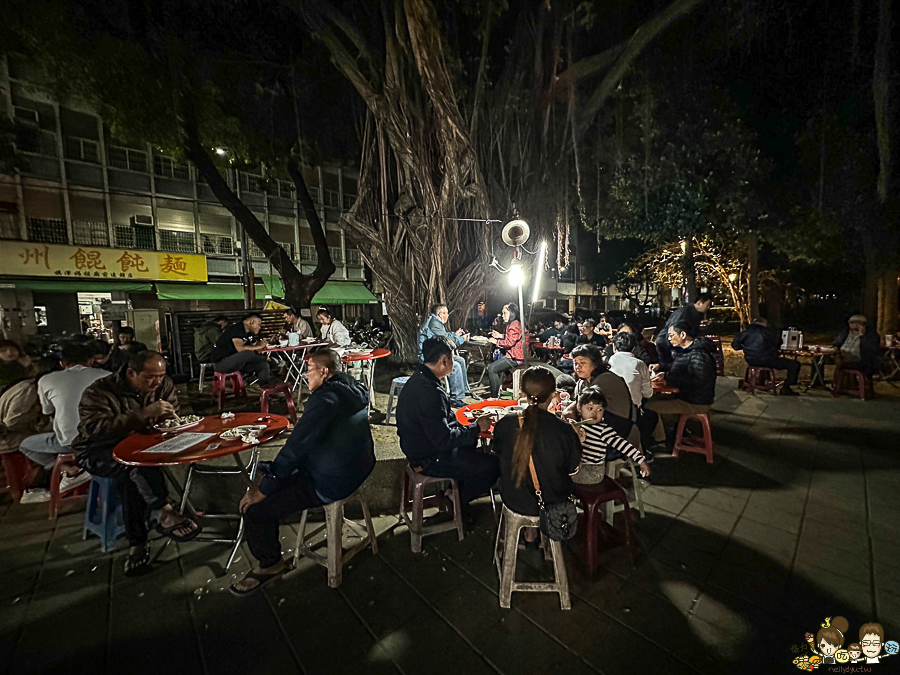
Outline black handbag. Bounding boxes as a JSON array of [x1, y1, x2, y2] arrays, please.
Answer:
[[528, 455, 578, 541]]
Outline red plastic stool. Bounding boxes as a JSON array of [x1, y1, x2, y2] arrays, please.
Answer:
[[741, 366, 777, 394], [1, 452, 40, 502], [574, 477, 639, 576], [212, 371, 246, 410], [260, 382, 297, 424], [673, 413, 714, 464], [49, 452, 89, 519], [833, 366, 874, 400]]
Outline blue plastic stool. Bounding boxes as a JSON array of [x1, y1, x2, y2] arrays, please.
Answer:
[[385, 376, 410, 424], [82, 476, 125, 553]]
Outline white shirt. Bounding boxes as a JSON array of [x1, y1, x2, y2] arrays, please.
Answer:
[[321, 319, 351, 347], [608, 351, 653, 406], [38, 365, 109, 446]]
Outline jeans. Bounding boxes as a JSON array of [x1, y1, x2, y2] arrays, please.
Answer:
[[488, 357, 518, 397], [747, 357, 801, 388], [20, 432, 70, 469], [448, 354, 469, 401], [214, 350, 272, 384], [420, 446, 501, 506], [78, 450, 169, 546], [244, 472, 323, 568]]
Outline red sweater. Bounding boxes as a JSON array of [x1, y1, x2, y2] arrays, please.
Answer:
[[498, 320, 527, 362]]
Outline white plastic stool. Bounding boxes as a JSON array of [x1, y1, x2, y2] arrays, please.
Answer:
[[292, 486, 378, 588], [198, 363, 213, 392], [399, 465, 464, 553], [605, 458, 645, 520], [493, 504, 570, 610], [385, 376, 409, 424]]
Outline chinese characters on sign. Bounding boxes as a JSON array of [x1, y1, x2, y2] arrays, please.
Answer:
[[2, 241, 207, 282]]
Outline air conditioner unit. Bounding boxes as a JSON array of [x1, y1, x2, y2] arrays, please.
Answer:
[[130, 214, 154, 227], [13, 107, 39, 126]]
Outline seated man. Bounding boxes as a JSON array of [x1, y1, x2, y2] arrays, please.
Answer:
[[834, 314, 881, 375], [732, 317, 801, 396], [396, 337, 497, 522], [210, 313, 272, 384], [73, 351, 201, 575], [194, 315, 229, 364], [282, 307, 313, 340], [108, 327, 148, 372], [418, 303, 471, 407], [655, 293, 713, 368], [19, 341, 108, 489], [539, 319, 566, 342], [647, 321, 718, 437], [232, 349, 375, 595], [316, 307, 352, 348]]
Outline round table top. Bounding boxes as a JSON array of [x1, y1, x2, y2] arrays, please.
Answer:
[[113, 413, 290, 467], [781, 345, 839, 355], [456, 399, 520, 439], [651, 377, 679, 395], [533, 343, 565, 351], [341, 348, 391, 363], [261, 341, 328, 354]]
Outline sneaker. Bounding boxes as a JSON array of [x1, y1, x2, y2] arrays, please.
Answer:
[[20, 488, 51, 504], [59, 471, 92, 493]]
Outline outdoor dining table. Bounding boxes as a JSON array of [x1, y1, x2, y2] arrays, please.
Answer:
[[651, 376, 679, 395], [455, 399, 520, 440], [531, 342, 565, 365], [780, 345, 839, 390], [113, 412, 290, 570], [341, 348, 392, 413], [260, 341, 329, 392], [463, 339, 494, 388]]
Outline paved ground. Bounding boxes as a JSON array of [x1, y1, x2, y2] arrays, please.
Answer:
[[2, 376, 899, 674]]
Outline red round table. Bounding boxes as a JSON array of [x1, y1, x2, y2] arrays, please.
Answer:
[[651, 377, 679, 395], [455, 399, 520, 439], [114, 412, 290, 570]]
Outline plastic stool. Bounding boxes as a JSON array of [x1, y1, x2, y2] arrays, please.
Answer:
[[260, 382, 297, 424], [1, 452, 39, 502], [493, 504, 570, 609], [574, 478, 639, 576], [49, 452, 89, 519], [398, 465, 464, 553], [384, 376, 409, 424], [293, 485, 378, 588], [198, 363, 213, 392], [212, 371, 246, 410], [833, 366, 874, 400], [741, 366, 777, 394], [82, 476, 126, 553], [673, 413, 714, 463], [605, 458, 645, 520]]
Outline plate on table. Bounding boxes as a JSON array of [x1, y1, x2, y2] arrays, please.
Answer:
[[219, 424, 268, 441], [155, 415, 204, 432], [468, 336, 490, 344]]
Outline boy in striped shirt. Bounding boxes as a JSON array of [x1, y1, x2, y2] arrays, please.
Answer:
[[572, 386, 650, 479]]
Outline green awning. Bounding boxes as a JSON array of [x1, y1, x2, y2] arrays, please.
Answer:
[[260, 276, 379, 305], [156, 283, 269, 300], [11, 280, 152, 292], [313, 282, 379, 305]]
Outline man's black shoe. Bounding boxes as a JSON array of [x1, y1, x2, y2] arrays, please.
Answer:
[[780, 387, 800, 396]]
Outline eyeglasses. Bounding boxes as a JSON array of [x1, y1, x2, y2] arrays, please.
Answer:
[[862, 640, 881, 647]]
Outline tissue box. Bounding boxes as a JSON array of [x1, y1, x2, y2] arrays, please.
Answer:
[[781, 329, 803, 350]]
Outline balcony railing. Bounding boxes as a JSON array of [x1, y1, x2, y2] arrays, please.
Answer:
[[346, 249, 362, 265], [73, 221, 109, 247], [153, 154, 190, 181], [114, 224, 156, 250], [64, 136, 101, 164], [239, 173, 265, 194], [28, 218, 68, 244], [17, 128, 58, 157], [343, 193, 357, 210], [159, 229, 196, 254], [108, 145, 148, 172], [300, 244, 317, 262], [202, 234, 234, 256]]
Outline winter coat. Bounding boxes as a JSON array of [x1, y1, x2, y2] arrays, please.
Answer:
[[0, 379, 49, 454], [661, 336, 718, 405], [732, 323, 781, 364]]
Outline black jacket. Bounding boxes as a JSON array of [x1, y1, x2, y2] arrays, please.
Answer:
[[834, 328, 882, 374], [603, 342, 651, 366], [660, 303, 704, 340], [661, 336, 718, 405], [732, 323, 781, 364], [260, 372, 374, 501], [396, 364, 480, 465]]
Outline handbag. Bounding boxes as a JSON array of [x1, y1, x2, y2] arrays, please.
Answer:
[[527, 456, 578, 541]]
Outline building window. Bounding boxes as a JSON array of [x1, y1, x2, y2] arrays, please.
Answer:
[[16, 128, 58, 157], [73, 221, 109, 247], [277, 241, 297, 260], [239, 172, 265, 194], [108, 145, 148, 172], [346, 249, 362, 265], [159, 230, 195, 253], [115, 224, 156, 250], [28, 218, 68, 244], [328, 246, 344, 263], [202, 234, 234, 256], [300, 245, 317, 262], [323, 189, 341, 208], [343, 193, 357, 210], [64, 137, 101, 164], [247, 241, 265, 259], [153, 153, 190, 181]]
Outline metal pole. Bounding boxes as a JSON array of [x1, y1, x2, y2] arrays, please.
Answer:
[[240, 227, 252, 309]]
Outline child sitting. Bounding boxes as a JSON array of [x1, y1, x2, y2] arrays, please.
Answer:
[[570, 386, 650, 485]]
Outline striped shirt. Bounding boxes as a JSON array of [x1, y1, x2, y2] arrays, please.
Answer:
[[580, 422, 645, 466]]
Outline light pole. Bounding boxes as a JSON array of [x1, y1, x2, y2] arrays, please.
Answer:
[[509, 261, 527, 367]]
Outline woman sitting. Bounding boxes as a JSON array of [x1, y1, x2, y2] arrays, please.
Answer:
[[570, 386, 650, 485], [487, 303, 527, 397], [491, 366, 581, 543]]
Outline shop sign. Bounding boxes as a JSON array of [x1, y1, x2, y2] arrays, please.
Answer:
[[1, 241, 207, 282]]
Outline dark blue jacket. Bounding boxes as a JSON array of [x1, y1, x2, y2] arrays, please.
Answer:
[[732, 323, 781, 364], [396, 364, 480, 465], [660, 303, 704, 340], [260, 372, 375, 500], [661, 336, 718, 405]]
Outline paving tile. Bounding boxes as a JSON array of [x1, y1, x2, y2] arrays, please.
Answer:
[[706, 558, 788, 615], [640, 488, 692, 516], [739, 500, 804, 535], [679, 500, 742, 535], [649, 533, 718, 581], [731, 517, 798, 557], [794, 536, 870, 578], [664, 517, 730, 555], [789, 562, 873, 620]]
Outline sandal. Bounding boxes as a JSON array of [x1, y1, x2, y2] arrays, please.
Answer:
[[124, 544, 151, 576], [156, 518, 203, 543], [229, 568, 284, 596]]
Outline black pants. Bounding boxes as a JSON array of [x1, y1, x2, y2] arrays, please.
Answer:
[[78, 451, 169, 546], [420, 446, 501, 506], [244, 473, 323, 568], [636, 405, 660, 451], [488, 357, 518, 397], [748, 357, 800, 388], [214, 351, 272, 384]]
